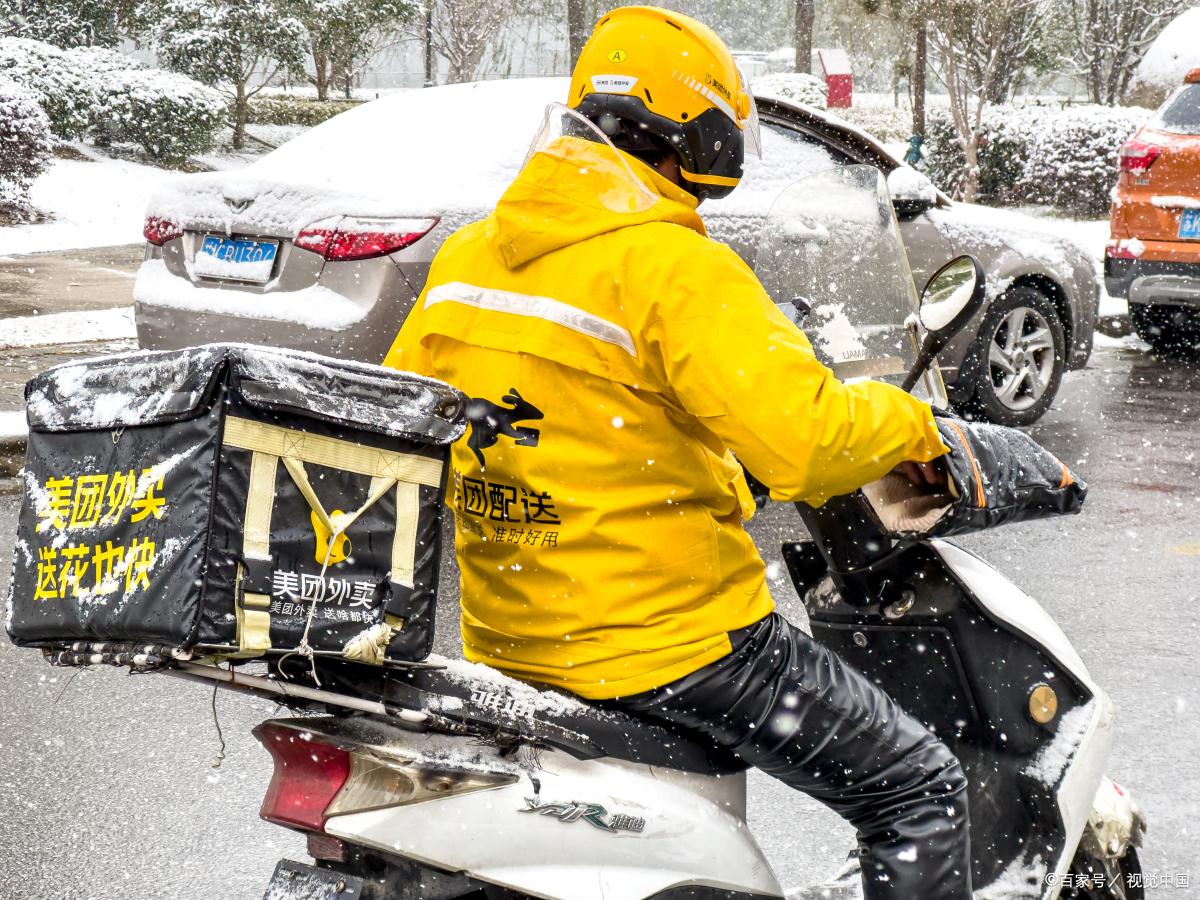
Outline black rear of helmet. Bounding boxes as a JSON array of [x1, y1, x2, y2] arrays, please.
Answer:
[[573, 93, 744, 201]]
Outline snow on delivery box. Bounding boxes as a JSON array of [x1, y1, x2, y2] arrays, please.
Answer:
[[7, 345, 466, 667]]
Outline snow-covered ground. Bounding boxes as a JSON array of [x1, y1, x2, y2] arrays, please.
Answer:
[[0, 410, 26, 439], [0, 153, 179, 256], [195, 124, 310, 171], [0, 307, 136, 350], [0, 142, 261, 256]]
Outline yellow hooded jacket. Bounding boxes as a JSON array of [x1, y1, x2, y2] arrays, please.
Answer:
[[385, 137, 948, 699]]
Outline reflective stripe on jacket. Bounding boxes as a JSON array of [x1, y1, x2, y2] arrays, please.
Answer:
[[385, 136, 947, 699]]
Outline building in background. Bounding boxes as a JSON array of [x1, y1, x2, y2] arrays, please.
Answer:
[[817, 48, 853, 108]]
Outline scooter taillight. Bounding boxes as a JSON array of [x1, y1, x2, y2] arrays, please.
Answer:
[[255, 722, 352, 832], [254, 720, 520, 833]]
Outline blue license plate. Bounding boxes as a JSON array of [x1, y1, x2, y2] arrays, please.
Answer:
[[1179, 208, 1200, 240], [195, 235, 278, 282]]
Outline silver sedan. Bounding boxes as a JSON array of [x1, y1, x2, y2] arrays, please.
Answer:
[[135, 78, 1098, 426]]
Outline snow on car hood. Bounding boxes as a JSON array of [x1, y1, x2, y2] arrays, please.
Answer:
[[932, 201, 1092, 292]]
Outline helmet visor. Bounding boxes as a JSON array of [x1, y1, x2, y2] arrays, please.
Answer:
[[524, 102, 660, 214], [739, 66, 763, 159]]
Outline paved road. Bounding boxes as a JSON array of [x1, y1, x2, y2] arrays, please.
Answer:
[[0, 341, 1196, 898], [0, 246, 141, 413], [0, 245, 141, 318]]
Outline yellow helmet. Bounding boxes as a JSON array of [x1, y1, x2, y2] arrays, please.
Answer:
[[567, 6, 760, 200]]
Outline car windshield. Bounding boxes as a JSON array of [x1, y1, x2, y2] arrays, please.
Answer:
[[755, 165, 948, 406], [1154, 84, 1200, 135]]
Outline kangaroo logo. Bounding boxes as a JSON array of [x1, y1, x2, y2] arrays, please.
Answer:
[[466, 388, 544, 466], [310, 508, 351, 566]]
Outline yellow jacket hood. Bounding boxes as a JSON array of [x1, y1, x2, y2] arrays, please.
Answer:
[[484, 136, 706, 268]]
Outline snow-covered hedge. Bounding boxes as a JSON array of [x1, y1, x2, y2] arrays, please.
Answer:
[[925, 107, 1038, 205], [1127, 7, 1200, 108], [64, 45, 146, 80], [0, 0, 120, 49], [248, 96, 360, 128], [925, 104, 1149, 215], [0, 37, 94, 138], [0, 78, 54, 220], [0, 39, 226, 165], [751, 72, 828, 110], [1023, 106, 1149, 216], [91, 68, 228, 165], [836, 105, 912, 143]]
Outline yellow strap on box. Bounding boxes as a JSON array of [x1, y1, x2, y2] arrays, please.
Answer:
[[223, 417, 443, 486], [223, 416, 443, 659], [236, 449, 277, 654], [392, 481, 420, 588]]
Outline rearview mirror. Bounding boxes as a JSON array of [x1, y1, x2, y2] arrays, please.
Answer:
[[887, 166, 937, 218], [900, 255, 987, 393], [919, 256, 986, 340]]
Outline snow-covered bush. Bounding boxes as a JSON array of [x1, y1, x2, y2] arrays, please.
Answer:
[[248, 96, 360, 128], [91, 68, 228, 165], [1023, 105, 1149, 217], [1126, 7, 1200, 108], [924, 106, 1039, 204], [924, 104, 1148, 213], [0, 77, 54, 221], [64, 45, 146, 81], [752, 72, 827, 110], [0, 37, 94, 138], [836, 105, 912, 143], [0, 0, 120, 49]]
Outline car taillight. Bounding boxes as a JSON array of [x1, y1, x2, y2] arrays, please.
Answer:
[[1118, 140, 1161, 174], [143, 216, 182, 246], [295, 217, 438, 261], [253, 721, 518, 834], [1105, 238, 1144, 260], [256, 722, 352, 832]]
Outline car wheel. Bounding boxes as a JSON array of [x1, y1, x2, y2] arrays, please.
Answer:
[[1129, 302, 1200, 356], [959, 286, 1065, 427]]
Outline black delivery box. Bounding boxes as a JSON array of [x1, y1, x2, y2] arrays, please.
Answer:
[[7, 344, 465, 666]]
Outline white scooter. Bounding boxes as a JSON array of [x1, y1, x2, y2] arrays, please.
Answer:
[[173, 167, 1144, 900]]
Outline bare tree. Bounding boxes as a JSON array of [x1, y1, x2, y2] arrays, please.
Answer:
[[912, 13, 926, 137], [424, 0, 526, 83], [567, 0, 589, 66], [794, 0, 814, 73], [296, 0, 415, 100], [928, 0, 1038, 201], [861, 0, 929, 138], [953, 0, 1057, 103], [423, 2, 435, 85], [1060, 0, 1190, 105]]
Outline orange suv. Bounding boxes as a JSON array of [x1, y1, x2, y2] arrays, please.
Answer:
[[1108, 67, 1200, 353]]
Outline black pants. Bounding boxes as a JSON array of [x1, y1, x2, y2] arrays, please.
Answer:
[[608, 613, 972, 899]]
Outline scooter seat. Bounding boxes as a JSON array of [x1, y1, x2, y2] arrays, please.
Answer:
[[306, 657, 748, 776]]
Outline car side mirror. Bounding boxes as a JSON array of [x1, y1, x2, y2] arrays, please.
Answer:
[[887, 166, 937, 218], [901, 255, 987, 392]]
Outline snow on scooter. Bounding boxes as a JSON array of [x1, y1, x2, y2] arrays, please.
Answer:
[[187, 167, 1144, 899], [6, 163, 1144, 899]]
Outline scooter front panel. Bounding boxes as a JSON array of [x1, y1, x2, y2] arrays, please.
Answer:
[[786, 537, 1105, 896], [935, 541, 1115, 896]]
